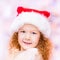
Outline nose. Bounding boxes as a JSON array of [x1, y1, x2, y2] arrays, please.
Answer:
[[25, 33, 31, 40]]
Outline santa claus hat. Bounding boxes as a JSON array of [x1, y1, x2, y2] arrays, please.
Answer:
[[10, 7, 51, 38]]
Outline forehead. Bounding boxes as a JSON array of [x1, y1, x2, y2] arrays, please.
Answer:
[[19, 24, 40, 31]]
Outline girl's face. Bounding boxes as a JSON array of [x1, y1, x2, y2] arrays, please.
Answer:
[[18, 24, 40, 51]]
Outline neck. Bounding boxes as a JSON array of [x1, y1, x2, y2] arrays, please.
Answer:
[[21, 47, 26, 51]]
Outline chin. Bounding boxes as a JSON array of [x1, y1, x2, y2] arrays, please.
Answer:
[[22, 46, 34, 51]]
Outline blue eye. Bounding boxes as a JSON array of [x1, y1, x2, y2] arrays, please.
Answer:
[[20, 31, 26, 33], [32, 32, 37, 34]]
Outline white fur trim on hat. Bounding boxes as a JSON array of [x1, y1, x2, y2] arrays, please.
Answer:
[[9, 12, 51, 38]]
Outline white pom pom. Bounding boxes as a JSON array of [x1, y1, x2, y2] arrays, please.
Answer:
[[14, 48, 39, 60], [26, 48, 38, 55]]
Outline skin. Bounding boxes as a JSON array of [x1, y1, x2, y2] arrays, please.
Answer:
[[9, 24, 52, 60], [18, 24, 40, 51]]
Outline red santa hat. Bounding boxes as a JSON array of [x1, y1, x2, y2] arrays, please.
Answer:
[[10, 7, 51, 38]]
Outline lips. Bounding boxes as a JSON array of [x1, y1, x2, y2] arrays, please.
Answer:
[[23, 41, 32, 45]]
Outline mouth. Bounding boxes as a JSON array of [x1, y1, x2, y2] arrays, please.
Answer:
[[23, 41, 32, 45]]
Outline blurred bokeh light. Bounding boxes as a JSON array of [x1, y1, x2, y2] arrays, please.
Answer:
[[0, 0, 60, 60]]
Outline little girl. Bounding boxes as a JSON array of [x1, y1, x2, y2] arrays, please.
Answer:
[[7, 7, 52, 60]]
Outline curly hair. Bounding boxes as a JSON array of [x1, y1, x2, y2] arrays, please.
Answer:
[[9, 32, 52, 60]]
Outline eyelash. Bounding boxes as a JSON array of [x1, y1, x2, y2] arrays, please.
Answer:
[[32, 32, 37, 34], [20, 31, 26, 33], [20, 31, 37, 34]]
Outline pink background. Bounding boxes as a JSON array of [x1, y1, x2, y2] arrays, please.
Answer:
[[0, 0, 60, 60]]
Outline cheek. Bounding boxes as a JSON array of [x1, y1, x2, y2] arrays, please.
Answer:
[[32, 35, 40, 45], [18, 33, 25, 39], [18, 33, 24, 43]]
